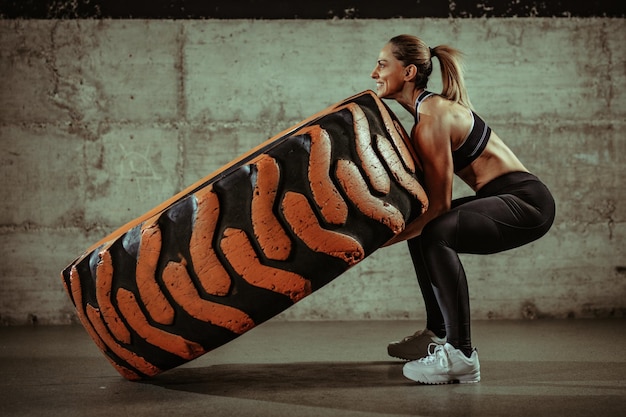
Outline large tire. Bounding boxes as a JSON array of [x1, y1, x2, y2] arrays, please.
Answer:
[[61, 90, 428, 380]]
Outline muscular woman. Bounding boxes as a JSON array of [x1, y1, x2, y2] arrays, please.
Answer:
[[371, 35, 556, 384]]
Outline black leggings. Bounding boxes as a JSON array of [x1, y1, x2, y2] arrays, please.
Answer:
[[407, 172, 556, 354]]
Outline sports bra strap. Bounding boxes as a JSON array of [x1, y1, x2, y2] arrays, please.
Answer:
[[414, 90, 436, 123]]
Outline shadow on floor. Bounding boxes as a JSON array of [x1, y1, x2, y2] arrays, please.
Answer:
[[148, 361, 407, 390], [143, 360, 626, 416]]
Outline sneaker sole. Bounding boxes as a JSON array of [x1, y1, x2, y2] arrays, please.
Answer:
[[402, 367, 450, 384], [455, 373, 481, 384], [387, 351, 421, 361], [402, 368, 481, 384]]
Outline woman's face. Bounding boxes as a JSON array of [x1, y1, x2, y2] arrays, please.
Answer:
[[371, 43, 406, 99]]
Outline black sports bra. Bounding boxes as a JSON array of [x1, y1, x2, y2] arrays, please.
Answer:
[[414, 90, 491, 172]]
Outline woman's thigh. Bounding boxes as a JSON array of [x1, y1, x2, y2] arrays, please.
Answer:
[[424, 194, 550, 255]]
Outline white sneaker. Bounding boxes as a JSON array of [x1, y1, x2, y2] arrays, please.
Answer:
[[402, 343, 480, 384]]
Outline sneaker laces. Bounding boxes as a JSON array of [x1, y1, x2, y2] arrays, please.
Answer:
[[417, 343, 449, 367]]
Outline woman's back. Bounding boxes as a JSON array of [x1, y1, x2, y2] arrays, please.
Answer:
[[414, 94, 528, 192]]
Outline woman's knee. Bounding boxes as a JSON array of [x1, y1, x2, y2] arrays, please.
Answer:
[[421, 211, 459, 247]]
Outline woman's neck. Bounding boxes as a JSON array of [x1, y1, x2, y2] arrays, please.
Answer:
[[396, 87, 425, 116]]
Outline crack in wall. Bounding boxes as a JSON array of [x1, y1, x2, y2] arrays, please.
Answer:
[[590, 199, 617, 240]]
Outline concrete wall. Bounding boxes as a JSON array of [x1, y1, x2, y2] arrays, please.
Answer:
[[1, 18, 624, 325]]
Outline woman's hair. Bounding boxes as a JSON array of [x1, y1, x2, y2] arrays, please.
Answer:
[[388, 34, 473, 109]]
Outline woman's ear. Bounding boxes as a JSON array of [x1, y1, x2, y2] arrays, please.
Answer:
[[404, 64, 417, 82]]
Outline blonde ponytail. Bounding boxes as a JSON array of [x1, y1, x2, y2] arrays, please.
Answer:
[[430, 45, 473, 110]]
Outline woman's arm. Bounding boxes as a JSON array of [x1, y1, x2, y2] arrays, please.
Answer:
[[384, 117, 454, 245]]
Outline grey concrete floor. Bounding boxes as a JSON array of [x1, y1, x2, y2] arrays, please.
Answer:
[[1, 319, 625, 417]]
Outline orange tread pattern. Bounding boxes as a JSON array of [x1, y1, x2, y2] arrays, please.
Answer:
[[189, 186, 232, 296], [95, 249, 133, 343], [115, 288, 205, 361], [306, 125, 349, 226], [282, 191, 364, 266], [346, 103, 391, 195], [61, 91, 428, 380], [251, 155, 293, 261], [136, 218, 176, 326], [336, 159, 406, 234], [161, 259, 255, 334]]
